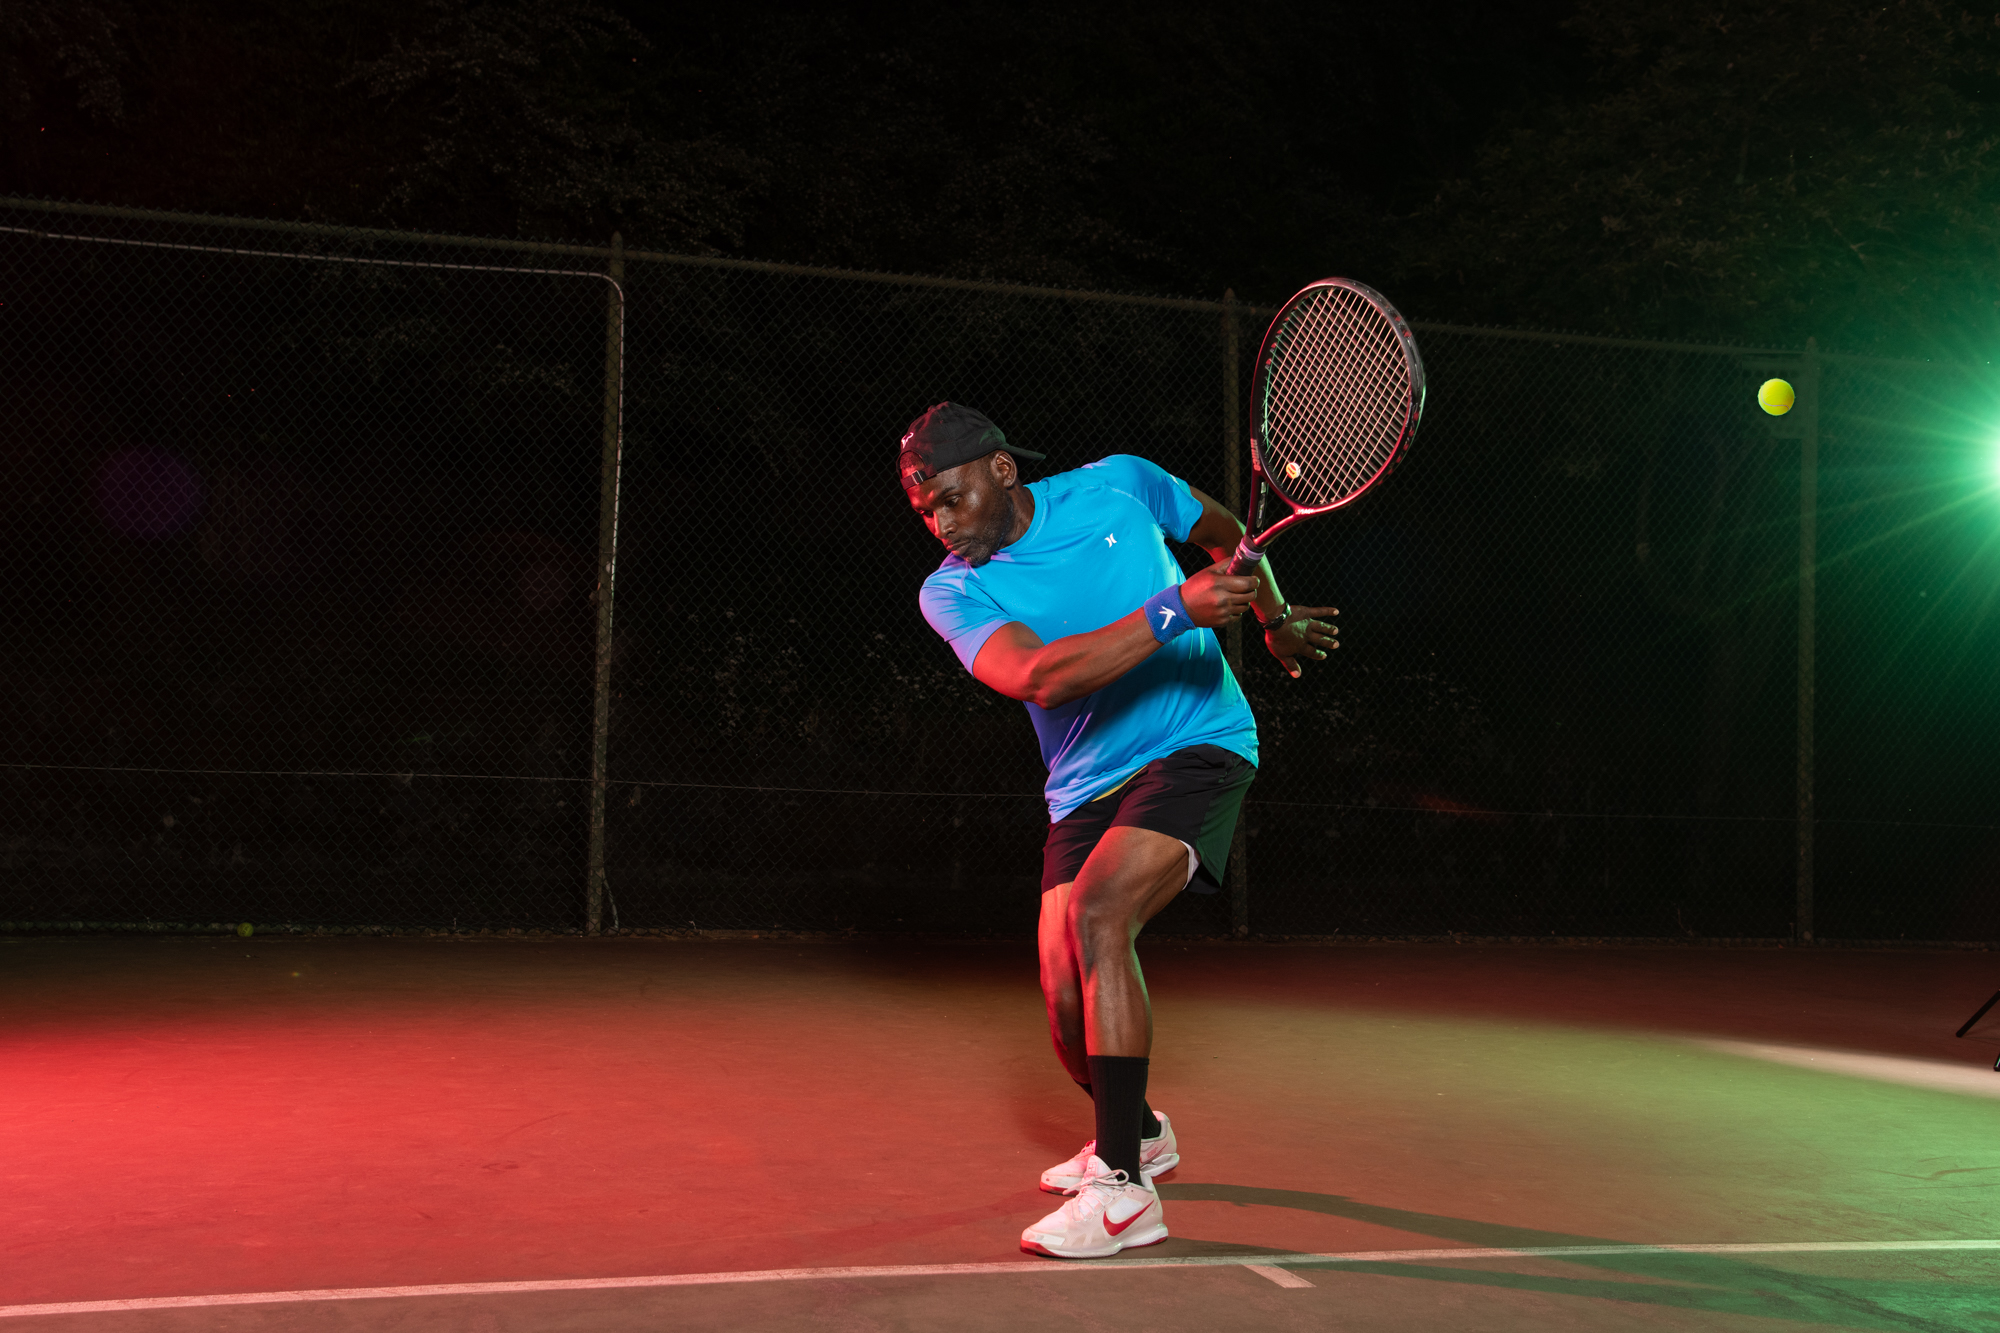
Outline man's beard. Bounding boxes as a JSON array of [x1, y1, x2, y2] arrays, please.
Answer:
[[955, 503, 1017, 567]]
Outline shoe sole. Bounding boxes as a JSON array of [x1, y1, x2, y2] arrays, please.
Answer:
[[1041, 1151, 1180, 1196], [1021, 1221, 1170, 1259]]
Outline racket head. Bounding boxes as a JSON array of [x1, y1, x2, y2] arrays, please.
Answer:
[[1251, 277, 1425, 516]]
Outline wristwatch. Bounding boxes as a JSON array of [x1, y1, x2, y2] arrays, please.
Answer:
[[1255, 602, 1291, 629]]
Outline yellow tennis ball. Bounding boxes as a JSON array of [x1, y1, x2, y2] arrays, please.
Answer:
[[1758, 378, 1795, 416], [236, 922, 254, 938]]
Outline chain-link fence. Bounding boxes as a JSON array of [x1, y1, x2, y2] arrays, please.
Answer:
[[3, 197, 1994, 940]]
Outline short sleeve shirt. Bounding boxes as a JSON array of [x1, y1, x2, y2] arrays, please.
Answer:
[[919, 455, 1258, 822]]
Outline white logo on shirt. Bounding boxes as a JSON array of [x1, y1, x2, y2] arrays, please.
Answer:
[[1104, 532, 1117, 547], [1157, 607, 1177, 630]]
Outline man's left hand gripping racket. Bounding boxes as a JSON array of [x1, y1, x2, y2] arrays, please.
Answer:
[[1228, 277, 1426, 576]]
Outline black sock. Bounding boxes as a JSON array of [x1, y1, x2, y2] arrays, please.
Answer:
[[1086, 1054, 1149, 1183], [1081, 1077, 1161, 1143]]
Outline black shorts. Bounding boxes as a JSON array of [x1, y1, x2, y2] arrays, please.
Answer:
[[1041, 744, 1256, 895]]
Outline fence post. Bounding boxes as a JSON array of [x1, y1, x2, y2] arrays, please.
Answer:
[[1222, 288, 1250, 939], [1795, 337, 1819, 943], [586, 233, 626, 935]]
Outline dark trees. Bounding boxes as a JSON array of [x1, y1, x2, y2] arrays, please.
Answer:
[[4, 1, 1997, 347], [0, 1, 757, 252], [0, 1, 1552, 292], [1402, 1, 2000, 351]]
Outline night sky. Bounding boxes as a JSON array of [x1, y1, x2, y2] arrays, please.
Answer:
[[8, 1, 1995, 353]]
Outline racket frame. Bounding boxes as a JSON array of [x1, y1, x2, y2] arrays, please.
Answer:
[[1228, 277, 1425, 575]]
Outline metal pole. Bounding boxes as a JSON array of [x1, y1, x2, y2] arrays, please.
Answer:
[[1222, 288, 1250, 939], [586, 234, 626, 935], [1223, 289, 1244, 675], [1795, 338, 1819, 944]]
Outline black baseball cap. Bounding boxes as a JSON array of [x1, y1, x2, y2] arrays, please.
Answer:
[[897, 402, 1044, 490]]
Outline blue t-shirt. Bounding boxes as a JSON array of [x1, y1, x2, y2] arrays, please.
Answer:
[[919, 454, 1258, 821]]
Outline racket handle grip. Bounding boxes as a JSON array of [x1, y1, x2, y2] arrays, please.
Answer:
[[1226, 536, 1266, 576]]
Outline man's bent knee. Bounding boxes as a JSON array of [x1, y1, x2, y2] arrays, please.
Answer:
[[1066, 889, 1144, 964]]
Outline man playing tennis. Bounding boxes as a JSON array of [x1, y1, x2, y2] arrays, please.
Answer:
[[903, 402, 1338, 1259]]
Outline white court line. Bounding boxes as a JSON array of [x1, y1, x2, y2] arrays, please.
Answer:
[[3, 1240, 1996, 1318], [1696, 1040, 2000, 1099], [1244, 1263, 1317, 1288]]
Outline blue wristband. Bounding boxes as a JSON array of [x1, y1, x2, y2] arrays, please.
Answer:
[[1142, 585, 1193, 643]]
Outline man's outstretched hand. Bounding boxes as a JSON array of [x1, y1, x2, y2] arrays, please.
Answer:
[[1183, 561, 1339, 678], [1264, 606, 1339, 678]]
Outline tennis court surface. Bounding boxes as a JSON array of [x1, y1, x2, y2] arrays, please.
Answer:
[[5, 936, 1999, 1331]]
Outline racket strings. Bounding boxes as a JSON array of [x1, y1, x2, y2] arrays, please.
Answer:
[[1273, 295, 1404, 496], [1263, 286, 1412, 508]]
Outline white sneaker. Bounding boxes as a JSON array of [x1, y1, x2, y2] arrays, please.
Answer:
[[1020, 1156, 1169, 1258], [1040, 1111, 1179, 1194]]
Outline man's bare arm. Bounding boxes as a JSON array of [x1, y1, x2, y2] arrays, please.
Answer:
[[970, 565, 1257, 709], [970, 616, 1160, 710]]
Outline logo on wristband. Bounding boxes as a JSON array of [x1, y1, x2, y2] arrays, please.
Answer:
[[1143, 586, 1193, 644]]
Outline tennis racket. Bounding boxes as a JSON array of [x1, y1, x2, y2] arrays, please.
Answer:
[[1227, 278, 1426, 575]]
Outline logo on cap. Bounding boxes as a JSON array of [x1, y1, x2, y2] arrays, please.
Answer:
[[895, 401, 1045, 493]]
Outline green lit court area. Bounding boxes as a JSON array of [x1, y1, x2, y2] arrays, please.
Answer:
[[4, 936, 1998, 1331]]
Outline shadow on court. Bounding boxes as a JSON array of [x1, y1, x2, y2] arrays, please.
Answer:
[[1164, 1183, 2000, 1330]]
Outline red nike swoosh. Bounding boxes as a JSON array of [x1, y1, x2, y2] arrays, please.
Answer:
[[1104, 1200, 1154, 1236]]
